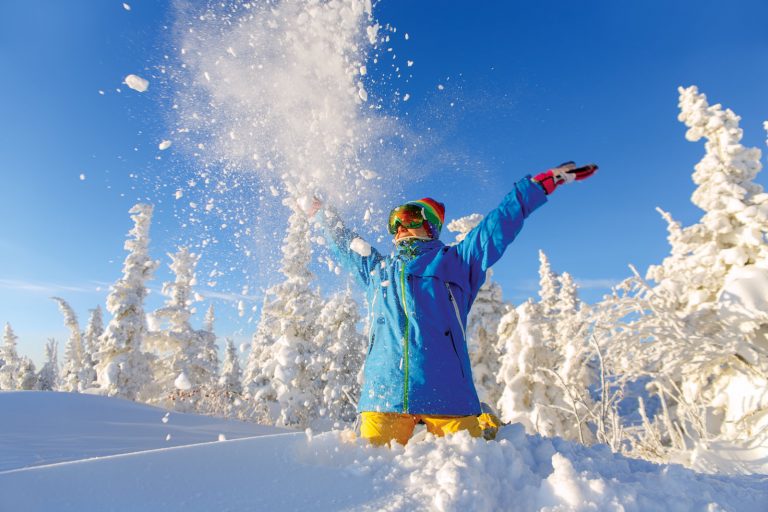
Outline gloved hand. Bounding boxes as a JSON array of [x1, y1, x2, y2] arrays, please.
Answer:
[[296, 195, 323, 217], [532, 161, 598, 195]]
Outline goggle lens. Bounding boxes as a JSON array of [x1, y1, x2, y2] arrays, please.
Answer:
[[388, 204, 425, 234]]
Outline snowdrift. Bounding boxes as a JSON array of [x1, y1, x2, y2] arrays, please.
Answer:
[[1, 393, 766, 511]]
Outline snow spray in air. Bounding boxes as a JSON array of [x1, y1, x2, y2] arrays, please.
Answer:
[[170, 0, 406, 217]]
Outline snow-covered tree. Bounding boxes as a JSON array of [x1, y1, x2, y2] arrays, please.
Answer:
[[497, 254, 594, 443], [95, 204, 158, 401], [497, 300, 551, 431], [648, 86, 768, 319], [203, 304, 215, 333], [538, 251, 560, 310], [83, 306, 104, 362], [245, 202, 325, 428], [644, 88, 768, 441], [17, 357, 37, 390], [447, 214, 510, 408], [313, 288, 366, 427], [146, 248, 218, 408], [584, 88, 768, 463], [0, 323, 22, 390], [52, 297, 96, 392], [199, 304, 220, 382], [219, 338, 243, 395], [37, 338, 59, 391]]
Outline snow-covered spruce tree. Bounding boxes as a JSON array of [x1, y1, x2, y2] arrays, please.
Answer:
[[95, 204, 158, 401], [199, 304, 220, 383], [496, 253, 594, 443], [446, 214, 511, 407], [312, 287, 365, 428], [82, 306, 104, 386], [37, 338, 59, 391], [552, 272, 596, 442], [497, 299, 550, 433], [245, 201, 325, 428], [0, 323, 22, 390], [586, 88, 768, 463], [146, 247, 219, 410], [84, 306, 104, 355], [16, 357, 37, 390], [52, 297, 96, 392], [179, 338, 247, 420], [203, 304, 215, 336], [220, 338, 243, 395], [645, 88, 768, 444]]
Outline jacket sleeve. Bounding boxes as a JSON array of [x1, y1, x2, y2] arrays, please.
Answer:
[[455, 176, 548, 293], [315, 206, 384, 288]]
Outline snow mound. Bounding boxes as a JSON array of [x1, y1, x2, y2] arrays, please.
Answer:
[[717, 265, 768, 328], [1, 393, 766, 511]]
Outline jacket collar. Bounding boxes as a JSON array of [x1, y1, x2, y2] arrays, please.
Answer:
[[395, 238, 443, 259]]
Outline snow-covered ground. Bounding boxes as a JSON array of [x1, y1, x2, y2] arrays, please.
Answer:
[[1, 392, 766, 512], [0, 391, 285, 472]]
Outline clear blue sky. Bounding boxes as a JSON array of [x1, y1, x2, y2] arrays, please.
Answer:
[[1, 0, 767, 365]]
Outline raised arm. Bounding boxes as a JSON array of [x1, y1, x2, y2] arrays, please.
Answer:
[[456, 162, 597, 290], [311, 201, 384, 288], [455, 176, 546, 274]]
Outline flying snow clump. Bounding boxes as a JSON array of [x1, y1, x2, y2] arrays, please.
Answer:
[[158, 140, 172, 150], [350, 238, 372, 257], [174, 372, 192, 391], [124, 74, 149, 93]]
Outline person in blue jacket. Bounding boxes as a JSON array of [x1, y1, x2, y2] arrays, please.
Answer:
[[309, 161, 597, 445]]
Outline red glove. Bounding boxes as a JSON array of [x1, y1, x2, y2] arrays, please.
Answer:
[[532, 161, 598, 195]]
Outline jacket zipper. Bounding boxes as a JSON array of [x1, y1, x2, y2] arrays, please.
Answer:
[[400, 262, 410, 413], [368, 290, 378, 353], [445, 282, 467, 341], [447, 330, 465, 378]]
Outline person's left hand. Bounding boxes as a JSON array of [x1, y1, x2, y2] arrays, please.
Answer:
[[532, 161, 598, 195]]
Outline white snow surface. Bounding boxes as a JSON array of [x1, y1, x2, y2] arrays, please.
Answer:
[[1, 393, 765, 512], [0, 392, 285, 472], [718, 265, 768, 327]]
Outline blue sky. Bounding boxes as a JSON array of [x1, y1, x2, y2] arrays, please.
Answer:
[[1, 0, 767, 365]]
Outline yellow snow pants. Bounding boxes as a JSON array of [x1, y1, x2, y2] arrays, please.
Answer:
[[360, 411, 500, 446]]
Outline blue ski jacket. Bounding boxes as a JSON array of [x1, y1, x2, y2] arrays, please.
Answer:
[[319, 177, 547, 415]]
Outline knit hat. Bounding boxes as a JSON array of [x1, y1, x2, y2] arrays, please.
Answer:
[[405, 197, 445, 237]]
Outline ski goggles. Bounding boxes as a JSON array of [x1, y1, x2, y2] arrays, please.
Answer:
[[388, 204, 426, 234]]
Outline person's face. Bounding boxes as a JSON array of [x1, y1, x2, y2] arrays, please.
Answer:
[[395, 223, 431, 241]]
